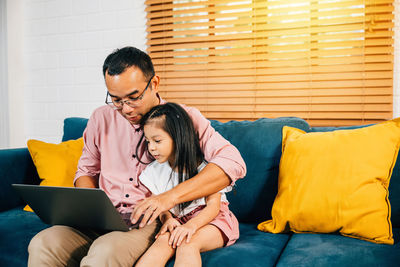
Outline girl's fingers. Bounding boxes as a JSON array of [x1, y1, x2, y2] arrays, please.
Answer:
[[169, 229, 177, 246], [172, 231, 179, 248], [186, 231, 192, 243], [172, 229, 183, 248], [176, 232, 187, 247]]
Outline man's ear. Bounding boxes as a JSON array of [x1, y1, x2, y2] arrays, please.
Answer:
[[151, 75, 160, 92]]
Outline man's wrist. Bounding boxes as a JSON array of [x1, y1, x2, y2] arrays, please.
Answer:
[[75, 176, 98, 188], [165, 189, 179, 209]]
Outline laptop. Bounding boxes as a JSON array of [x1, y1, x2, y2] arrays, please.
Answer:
[[12, 184, 142, 232]]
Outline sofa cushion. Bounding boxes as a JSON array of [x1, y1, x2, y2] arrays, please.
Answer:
[[167, 223, 291, 267], [310, 125, 400, 228], [25, 138, 84, 211], [0, 207, 49, 267], [277, 228, 400, 267], [259, 121, 400, 244], [210, 117, 310, 223]]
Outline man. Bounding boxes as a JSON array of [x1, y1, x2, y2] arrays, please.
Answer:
[[28, 47, 246, 266]]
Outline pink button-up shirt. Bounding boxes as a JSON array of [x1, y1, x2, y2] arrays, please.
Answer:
[[74, 99, 246, 213]]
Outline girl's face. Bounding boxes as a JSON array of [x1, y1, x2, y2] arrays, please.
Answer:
[[144, 122, 175, 166]]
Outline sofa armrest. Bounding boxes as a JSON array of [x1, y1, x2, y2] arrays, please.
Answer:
[[0, 148, 40, 211]]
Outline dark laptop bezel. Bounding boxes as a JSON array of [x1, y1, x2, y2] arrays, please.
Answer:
[[12, 184, 132, 231]]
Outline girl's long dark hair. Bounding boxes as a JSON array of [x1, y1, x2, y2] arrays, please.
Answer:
[[136, 102, 204, 212]]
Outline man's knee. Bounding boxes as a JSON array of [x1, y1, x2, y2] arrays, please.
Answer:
[[29, 226, 64, 253], [29, 226, 92, 267], [82, 232, 136, 267], [87, 233, 123, 256]]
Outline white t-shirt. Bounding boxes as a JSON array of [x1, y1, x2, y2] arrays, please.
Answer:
[[139, 160, 232, 217]]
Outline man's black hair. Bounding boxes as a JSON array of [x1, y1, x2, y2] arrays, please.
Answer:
[[102, 46, 155, 80]]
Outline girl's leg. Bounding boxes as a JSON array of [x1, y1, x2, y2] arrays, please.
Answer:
[[135, 232, 176, 267], [174, 225, 224, 267]]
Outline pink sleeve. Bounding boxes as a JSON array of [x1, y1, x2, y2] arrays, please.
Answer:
[[74, 112, 101, 184], [184, 105, 247, 185]]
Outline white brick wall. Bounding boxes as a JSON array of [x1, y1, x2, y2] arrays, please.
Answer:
[[22, 0, 147, 144]]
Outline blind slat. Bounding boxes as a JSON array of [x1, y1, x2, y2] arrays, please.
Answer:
[[153, 56, 393, 71], [147, 16, 394, 39], [146, 1, 393, 19], [147, 23, 394, 46], [156, 64, 393, 78], [146, 0, 392, 7], [159, 87, 392, 96], [157, 79, 393, 90], [159, 73, 393, 85], [148, 31, 394, 52]]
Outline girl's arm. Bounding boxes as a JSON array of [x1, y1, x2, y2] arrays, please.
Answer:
[[169, 192, 221, 248]]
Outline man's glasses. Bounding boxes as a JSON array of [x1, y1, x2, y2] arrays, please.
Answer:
[[105, 75, 154, 109]]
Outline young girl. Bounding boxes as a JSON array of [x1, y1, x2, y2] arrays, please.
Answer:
[[135, 102, 239, 267]]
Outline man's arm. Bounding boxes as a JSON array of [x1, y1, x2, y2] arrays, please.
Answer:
[[132, 163, 229, 227], [73, 111, 101, 188], [75, 175, 98, 188]]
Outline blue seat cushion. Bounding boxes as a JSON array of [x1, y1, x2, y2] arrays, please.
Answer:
[[277, 229, 400, 267], [167, 223, 291, 267], [0, 207, 49, 267]]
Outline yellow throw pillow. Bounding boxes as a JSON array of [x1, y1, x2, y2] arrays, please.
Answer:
[[258, 118, 400, 245], [24, 138, 84, 212]]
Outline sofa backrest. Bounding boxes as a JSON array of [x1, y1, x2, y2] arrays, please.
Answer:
[[62, 117, 89, 142], [63, 117, 311, 223], [0, 148, 40, 211], [63, 117, 400, 226], [210, 118, 310, 223]]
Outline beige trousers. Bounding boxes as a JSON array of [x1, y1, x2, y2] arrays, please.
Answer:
[[27, 221, 160, 267]]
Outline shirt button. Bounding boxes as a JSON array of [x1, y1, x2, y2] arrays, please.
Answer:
[[129, 178, 133, 181], [125, 194, 129, 198]]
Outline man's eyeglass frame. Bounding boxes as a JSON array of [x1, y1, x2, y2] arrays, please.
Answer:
[[105, 75, 154, 109]]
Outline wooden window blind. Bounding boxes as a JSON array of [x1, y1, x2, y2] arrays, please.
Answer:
[[145, 0, 394, 126]]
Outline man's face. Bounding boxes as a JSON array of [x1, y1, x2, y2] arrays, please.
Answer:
[[105, 66, 160, 125]]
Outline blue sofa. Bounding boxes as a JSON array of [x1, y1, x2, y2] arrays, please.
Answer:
[[1, 117, 400, 266]]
